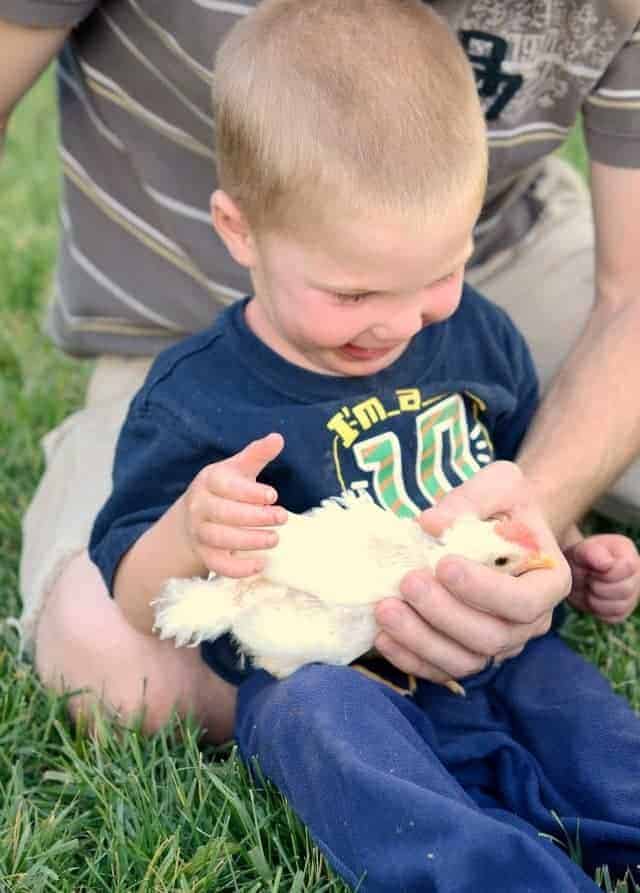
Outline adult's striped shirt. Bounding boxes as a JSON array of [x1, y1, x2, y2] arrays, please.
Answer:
[[3, 0, 640, 356]]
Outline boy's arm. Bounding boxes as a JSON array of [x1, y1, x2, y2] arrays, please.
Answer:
[[0, 17, 70, 152], [112, 495, 206, 636], [99, 428, 285, 637]]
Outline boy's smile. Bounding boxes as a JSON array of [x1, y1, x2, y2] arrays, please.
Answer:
[[213, 191, 479, 377]]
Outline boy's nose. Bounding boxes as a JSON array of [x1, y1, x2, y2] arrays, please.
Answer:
[[372, 282, 462, 341], [371, 306, 426, 342]]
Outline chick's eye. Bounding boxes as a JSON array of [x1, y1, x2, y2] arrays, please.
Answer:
[[494, 556, 510, 568]]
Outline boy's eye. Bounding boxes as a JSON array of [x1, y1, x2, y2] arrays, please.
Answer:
[[335, 291, 372, 304]]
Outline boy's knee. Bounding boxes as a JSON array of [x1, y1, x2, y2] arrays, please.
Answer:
[[242, 663, 360, 713], [237, 663, 380, 754]]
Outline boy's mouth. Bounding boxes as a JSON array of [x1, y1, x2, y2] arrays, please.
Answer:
[[339, 342, 400, 362]]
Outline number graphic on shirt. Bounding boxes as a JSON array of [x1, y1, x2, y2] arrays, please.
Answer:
[[353, 432, 420, 518], [353, 394, 484, 515], [460, 31, 524, 120], [415, 394, 481, 504]]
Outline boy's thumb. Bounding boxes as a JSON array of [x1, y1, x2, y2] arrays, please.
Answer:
[[233, 432, 284, 479]]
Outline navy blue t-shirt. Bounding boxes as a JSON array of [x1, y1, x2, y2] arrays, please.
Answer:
[[90, 285, 538, 682]]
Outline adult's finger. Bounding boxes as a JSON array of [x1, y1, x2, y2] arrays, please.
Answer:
[[375, 597, 490, 678], [417, 461, 531, 537], [396, 571, 533, 657], [429, 552, 571, 624], [493, 643, 525, 664], [374, 629, 473, 685]]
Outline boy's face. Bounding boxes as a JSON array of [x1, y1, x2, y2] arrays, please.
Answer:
[[217, 195, 478, 377]]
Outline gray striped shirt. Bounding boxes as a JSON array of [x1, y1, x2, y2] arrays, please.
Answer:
[[4, 0, 640, 356]]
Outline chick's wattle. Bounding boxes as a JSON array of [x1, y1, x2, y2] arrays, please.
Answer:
[[153, 493, 552, 682]]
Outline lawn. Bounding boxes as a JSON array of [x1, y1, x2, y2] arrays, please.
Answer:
[[0, 68, 638, 891]]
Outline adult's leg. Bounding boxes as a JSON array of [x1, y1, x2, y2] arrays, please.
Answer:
[[236, 663, 600, 892], [20, 355, 152, 649], [466, 156, 640, 524], [20, 355, 236, 742]]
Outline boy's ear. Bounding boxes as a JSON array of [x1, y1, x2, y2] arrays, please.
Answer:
[[210, 190, 257, 267]]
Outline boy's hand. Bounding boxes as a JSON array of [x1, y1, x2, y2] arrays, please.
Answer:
[[564, 534, 640, 624], [373, 461, 572, 686], [180, 432, 287, 578]]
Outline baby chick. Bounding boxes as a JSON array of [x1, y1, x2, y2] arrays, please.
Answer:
[[154, 493, 553, 688]]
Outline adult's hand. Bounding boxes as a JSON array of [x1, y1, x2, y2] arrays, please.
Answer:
[[373, 461, 572, 685]]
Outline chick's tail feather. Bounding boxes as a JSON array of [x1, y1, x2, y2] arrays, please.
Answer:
[[153, 576, 240, 647]]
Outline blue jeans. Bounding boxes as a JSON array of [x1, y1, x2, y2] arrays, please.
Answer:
[[235, 632, 640, 892]]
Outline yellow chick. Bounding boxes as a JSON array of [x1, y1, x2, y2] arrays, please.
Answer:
[[153, 493, 552, 686]]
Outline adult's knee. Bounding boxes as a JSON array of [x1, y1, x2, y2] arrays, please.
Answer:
[[35, 552, 112, 678], [35, 552, 237, 740]]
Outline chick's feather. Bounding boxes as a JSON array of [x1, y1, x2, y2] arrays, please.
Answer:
[[154, 492, 548, 678]]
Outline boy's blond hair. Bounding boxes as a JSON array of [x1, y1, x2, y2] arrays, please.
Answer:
[[213, 0, 487, 233]]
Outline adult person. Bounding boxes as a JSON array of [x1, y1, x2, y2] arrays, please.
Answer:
[[1, 2, 638, 738]]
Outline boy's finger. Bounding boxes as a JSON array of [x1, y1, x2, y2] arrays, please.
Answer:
[[590, 559, 637, 585], [586, 596, 632, 624], [197, 520, 279, 554], [206, 468, 279, 505], [203, 550, 266, 579], [207, 494, 287, 528], [568, 540, 614, 574], [589, 575, 638, 600], [228, 433, 285, 481]]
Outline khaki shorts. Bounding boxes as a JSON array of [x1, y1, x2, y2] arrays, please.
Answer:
[[19, 356, 152, 653], [18, 157, 640, 653]]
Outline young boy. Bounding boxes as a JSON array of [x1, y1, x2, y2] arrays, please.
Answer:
[[90, 1, 640, 889]]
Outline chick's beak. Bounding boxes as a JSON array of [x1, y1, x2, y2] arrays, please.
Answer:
[[516, 553, 555, 575]]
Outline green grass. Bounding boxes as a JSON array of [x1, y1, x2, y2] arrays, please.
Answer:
[[0, 68, 638, 891]]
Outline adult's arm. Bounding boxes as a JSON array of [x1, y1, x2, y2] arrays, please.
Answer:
[[0, 17, 70, 151], [517, 161, 640, 537], [374, 164, 640, 683]]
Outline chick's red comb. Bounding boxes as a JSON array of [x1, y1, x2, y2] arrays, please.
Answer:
[[493, 518, 540, 553]]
